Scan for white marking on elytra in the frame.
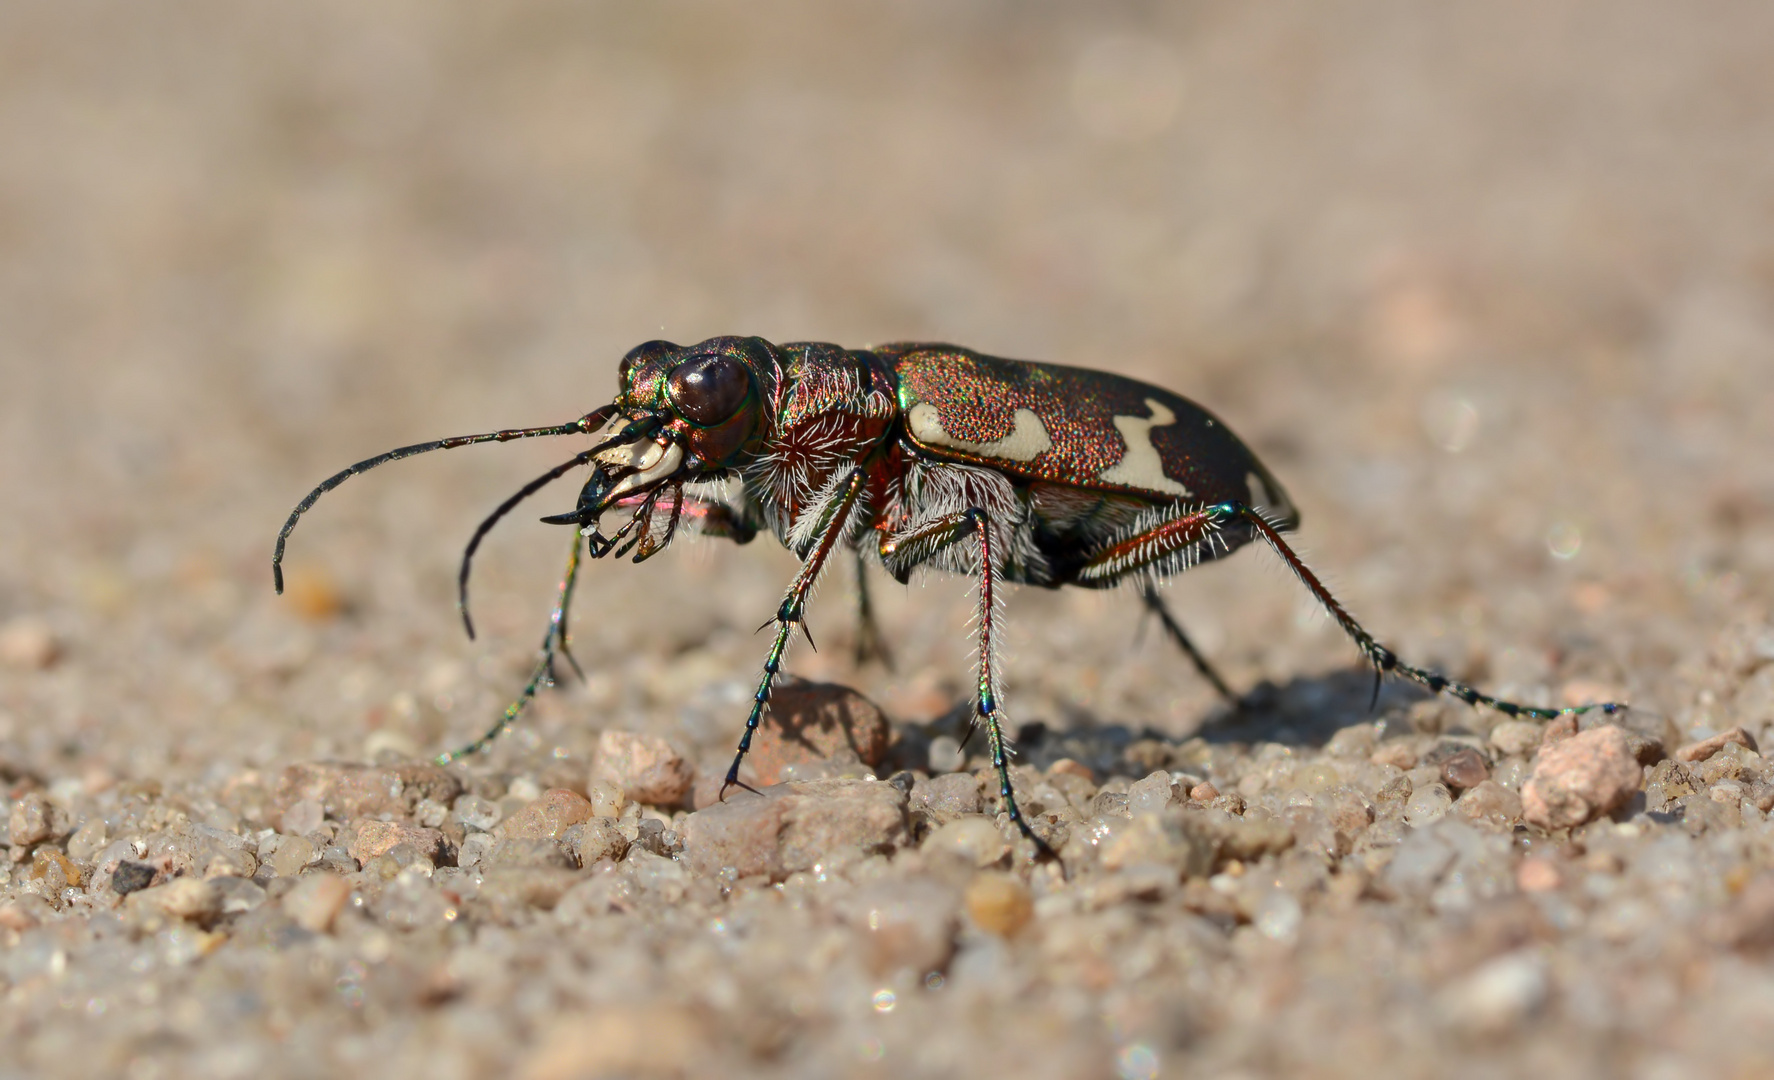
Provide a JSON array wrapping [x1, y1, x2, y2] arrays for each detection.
[[1098, 399, 1191, 496], [906, 402, 1053, 463]]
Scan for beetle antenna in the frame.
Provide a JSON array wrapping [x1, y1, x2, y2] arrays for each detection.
[[272, 406, 618, 595], [457, 447, 606, 641]]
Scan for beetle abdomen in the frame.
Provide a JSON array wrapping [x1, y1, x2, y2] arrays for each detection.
[[879, 344, 1298, 527]]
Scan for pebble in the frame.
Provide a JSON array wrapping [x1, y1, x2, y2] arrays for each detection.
[[1371, 743, 1418, 770], [346, 820, 448, 867], [8, 792, 62, 847], [588, 731, 694, 808], [964, 872, 1033, 936], [563, 818, 629, 866], [1438, 950, 1548, 1033], [1404, 783, 1454, 827], [1188, 780, 1220, 802], [740, 681, 892, 785], [1099, 810, 1217, 877], [1453, 780, 1523, 830], [1676, 726, 1759, 763], [274, 761, 463, 821], [1127, 770, 1179, 815], [910, 772, 983, 825], [1440, 748, 1490, 790], [111, 860, 157, 895], [279, 798, 324, 837], [1541, 715, 1579, 746], [271, 836, 318, 877], [838, 877, 960, 974], [1705, 874, 1774, 952], [494, 788, 596, 841], [1516, 856, 1563, 893], [281, 873, 353, 933], [1048, 758, 1096, 783], [923, 816, 1008, 867], [0, 617, 59, 669], [1521, 726, 1642, 830], [1489, 720, 1544, 758], [680, 778, 908, 881], [520, 1005, 704, 1080], [124, 877, 221, 926]]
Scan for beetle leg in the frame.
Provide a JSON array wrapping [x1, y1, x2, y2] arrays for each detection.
[[1139, 584, 1240, 708], [720, 469, 867, 801], [436, 529, 586, 765], [851, 548, 896, 670], [879, 510, 1059, 862], [1082, 502, 1627, 722]]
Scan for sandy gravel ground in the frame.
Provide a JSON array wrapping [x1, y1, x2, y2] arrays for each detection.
[[3, 3, 1774, 1078]]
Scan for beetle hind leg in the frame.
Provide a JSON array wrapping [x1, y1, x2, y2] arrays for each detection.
[[1082, 501, 1627, 722], [851, 548, 896, 670], [436, 530, 586, 765]]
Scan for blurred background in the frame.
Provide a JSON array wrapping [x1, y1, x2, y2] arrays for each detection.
[[1, 0, 1771, 783]]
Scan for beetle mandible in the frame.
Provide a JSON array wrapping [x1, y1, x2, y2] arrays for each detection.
[[272, 337, 1624, 858]]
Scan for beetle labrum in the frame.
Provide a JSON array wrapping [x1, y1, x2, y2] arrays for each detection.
[[273, 337, 1623, 857]]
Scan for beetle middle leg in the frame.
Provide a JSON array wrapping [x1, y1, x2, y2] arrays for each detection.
[[1139, 584, 1240, 708], [880, 509, 1058, 860], [1081, 502, 1625, 721], [720, 469, 867, 799], [437, 529, 587, 764]]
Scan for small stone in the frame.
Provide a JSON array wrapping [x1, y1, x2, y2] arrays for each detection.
[[1521, 726, 1642, 830], [111, 860, 157, 895], [1048, 758, 1096, 783], [1675, 726, 1759, 763], [1516, 856, 1562, 893], [347, 820, 448, 867], [1438, 951, 1548, 1033], [282, 873, 353, 933], [1490, 721, 1544, 758], [1127, 770, 1178, 815], [1541, 715, 1579, 746], [520, 1005, 704, 1080], [1371, 743, 1418, 770], [1440, 748, 1490, 790], [8, 792, 61, 847], [1453, 780, 1523, 830], [1101, 810, 1218, 877], [486, 837, 576, 870], [1253, 889, 1303, 944], [275, 761, 462, 821], [738, 682, 893, 786], [589, 731, 694, 808], [911, 772, 983, 825], [478, 865, 584, 915], [452, 793, 503, 831], [680, 778, 908, 881], [495, 788, 596, 842], [964, 872, 1033, 937], [1404, 782, 1454, 827], [923, 817, 1008, 868], [584, 780, 625, 820], [272, 836, 318, 878], [927, 735, 965, 775], [1705, 874, 1774, 952], [125, 877, 221, 925], [1188, 781, 1219, 802], [279, 798, 324, 837], [563, 818, 629, 866], [0, 898, 49, 931], [838, 878, 960, 975], [0, 617, 59, 670]]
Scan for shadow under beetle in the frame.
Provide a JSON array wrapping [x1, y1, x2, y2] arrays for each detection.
[[273, 337, 1624, 859]]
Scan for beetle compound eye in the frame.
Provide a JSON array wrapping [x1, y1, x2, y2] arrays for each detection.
[[667, 355, 750, 426]]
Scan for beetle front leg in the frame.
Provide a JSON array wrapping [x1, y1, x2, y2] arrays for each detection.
[[437, 529, 587, 765], [720, 469, 866, 799], [879, 511, 1058, 861], [1081, 502, 1627, 723]]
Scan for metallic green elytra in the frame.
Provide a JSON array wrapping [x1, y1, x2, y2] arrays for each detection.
[[273, 336, 1625, 862]]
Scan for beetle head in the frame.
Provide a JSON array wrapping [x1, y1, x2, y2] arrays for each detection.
[[545, 337, 775, 527]]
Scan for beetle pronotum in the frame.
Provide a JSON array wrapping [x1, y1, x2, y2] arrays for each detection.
[[274, 337, 1623, 858]]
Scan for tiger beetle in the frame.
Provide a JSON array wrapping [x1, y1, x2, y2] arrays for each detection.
[[273, 337, 1625, 860]]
